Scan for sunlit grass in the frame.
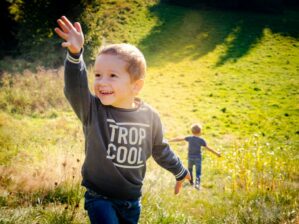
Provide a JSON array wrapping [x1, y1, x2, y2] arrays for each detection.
[[0, 2, 298, 223]]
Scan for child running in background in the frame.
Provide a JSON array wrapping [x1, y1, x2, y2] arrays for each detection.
[[169, 123, 221, 190]]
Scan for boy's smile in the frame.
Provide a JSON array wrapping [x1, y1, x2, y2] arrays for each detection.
[[93, 54, 143, 109]]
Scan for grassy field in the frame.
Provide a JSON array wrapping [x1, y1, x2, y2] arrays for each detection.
[[0, 2, 298, 224]]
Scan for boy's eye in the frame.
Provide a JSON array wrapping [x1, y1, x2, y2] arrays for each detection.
[[110, 73, 117, 78], [95, 73, 101, 77]]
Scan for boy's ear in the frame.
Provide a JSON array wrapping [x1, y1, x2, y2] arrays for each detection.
[[132, 79, 144, 95]]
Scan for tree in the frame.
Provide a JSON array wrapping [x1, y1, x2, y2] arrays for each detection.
[[0, 0, 83, 60], [0, 0, 19, 57]]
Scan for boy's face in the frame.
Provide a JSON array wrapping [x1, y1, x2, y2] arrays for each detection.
[[93, 54, 143, 109]]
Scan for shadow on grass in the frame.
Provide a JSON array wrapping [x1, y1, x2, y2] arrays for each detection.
[[139, 4, 299, 67]]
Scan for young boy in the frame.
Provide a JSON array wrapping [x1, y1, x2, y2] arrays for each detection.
[[54, 16, 190, 224], [169, 123, 220, 190]]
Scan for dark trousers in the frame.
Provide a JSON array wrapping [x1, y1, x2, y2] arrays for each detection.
[[84, 190, 141, 224], [188, 157, 202, 184]]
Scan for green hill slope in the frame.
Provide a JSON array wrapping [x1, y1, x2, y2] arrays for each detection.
[[0, 2, 298, 223]]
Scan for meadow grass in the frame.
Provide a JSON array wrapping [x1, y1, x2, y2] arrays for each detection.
[[0, 2, 298, 223]]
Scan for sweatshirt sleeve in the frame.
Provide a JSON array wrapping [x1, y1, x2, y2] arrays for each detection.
[[64, 51, 92, 124], [152, 114, 188, 181]]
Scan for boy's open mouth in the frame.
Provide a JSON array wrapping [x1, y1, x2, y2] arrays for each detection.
[[99, 90, 114, 95]]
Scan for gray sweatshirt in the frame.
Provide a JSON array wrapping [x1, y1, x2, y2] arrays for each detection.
[[64, 52, 188, 200]]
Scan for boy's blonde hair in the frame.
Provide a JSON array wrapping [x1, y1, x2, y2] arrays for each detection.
[[98, 43, 146, 81], [191, 123, 202, 135]]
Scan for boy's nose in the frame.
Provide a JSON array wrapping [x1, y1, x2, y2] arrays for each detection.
[[96, 77, 109, 85]]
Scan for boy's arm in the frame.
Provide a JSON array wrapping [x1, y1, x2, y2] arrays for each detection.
[[168, 137, 186, 142], [204, 146, 221, 157], [152, 116, 190, 194], [63, 52, 92, 124], [55, 16, 92, 124], [152, 141, 191, 194]]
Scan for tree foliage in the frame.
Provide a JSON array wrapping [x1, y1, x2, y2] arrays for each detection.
[[0, 0, 298, 68], [0, 0, 18, 57], [0, 0, 83, 60], [0, 0, 158, 69], [162, 0, 299, 11]]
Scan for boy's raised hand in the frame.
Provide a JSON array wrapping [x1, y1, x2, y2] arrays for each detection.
[[174, 171, 191, 195], [54, 16, 84, 54]]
